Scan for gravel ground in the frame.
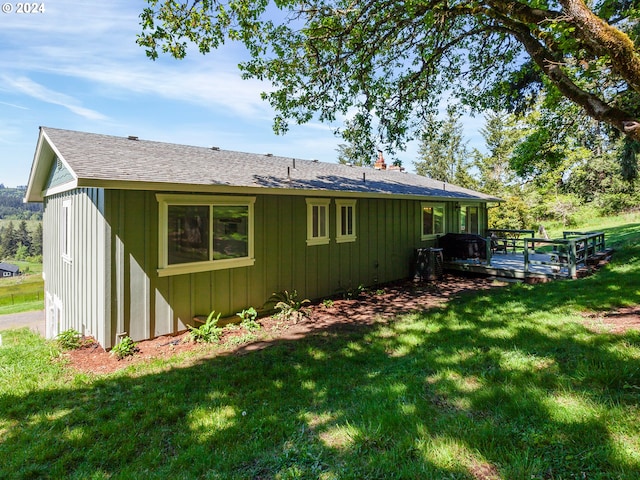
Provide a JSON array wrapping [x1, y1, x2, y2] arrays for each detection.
[[0, 310, 45, 335]]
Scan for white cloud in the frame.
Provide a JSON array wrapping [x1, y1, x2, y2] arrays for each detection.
[[66, 62, 272, 118], [0, 101, 28, 110], [2, 75, 108, 120], [0, 0, 273, 120]]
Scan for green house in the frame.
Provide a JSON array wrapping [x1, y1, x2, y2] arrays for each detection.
[[25, 127, 500, 348]]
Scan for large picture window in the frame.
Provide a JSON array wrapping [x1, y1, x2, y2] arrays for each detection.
[[421, 203, 445, 240], [157, 195, 255, 276]]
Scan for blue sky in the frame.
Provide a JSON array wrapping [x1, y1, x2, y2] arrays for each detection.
[[0, 0, 485, 188]]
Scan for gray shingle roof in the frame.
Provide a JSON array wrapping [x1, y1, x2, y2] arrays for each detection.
[[37, 127, 500, 201], [0, 263, 20, 273]]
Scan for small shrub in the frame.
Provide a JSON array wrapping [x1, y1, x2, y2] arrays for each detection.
[[110, 336, 139, 360], [336, 284, 366, 300], [188, 311, 222, 343], [322, 299, 334, 308], [56, 329, 81, 350], [266, 290, 310, 323], [237, 307, 260, 331]]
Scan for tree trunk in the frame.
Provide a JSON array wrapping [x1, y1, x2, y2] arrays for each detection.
[[560, 0, 640, 94]]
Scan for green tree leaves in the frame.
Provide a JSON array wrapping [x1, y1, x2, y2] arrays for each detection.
[[139, 0, 640, 152]]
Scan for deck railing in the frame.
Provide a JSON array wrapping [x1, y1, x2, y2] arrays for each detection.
[[486, 229, 535, 255], [486, 230, 606, 278]]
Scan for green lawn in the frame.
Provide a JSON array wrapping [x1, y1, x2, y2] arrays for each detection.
[[0, 266, 44, 315], [0, 218, 639, 478]]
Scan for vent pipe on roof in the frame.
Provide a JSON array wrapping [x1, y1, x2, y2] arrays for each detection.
[[287, 166, 291, 181], [363, 172, 366, 183], [128, 136, 138, 141], [293, 158, 296, 169]]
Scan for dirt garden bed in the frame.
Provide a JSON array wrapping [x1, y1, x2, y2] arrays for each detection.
[[62, 274, 639, 375]]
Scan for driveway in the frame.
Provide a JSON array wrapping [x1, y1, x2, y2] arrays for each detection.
[[0, 310, 45, 335]]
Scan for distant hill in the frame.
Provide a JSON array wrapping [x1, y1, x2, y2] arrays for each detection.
[[0, 185, 42, 220]]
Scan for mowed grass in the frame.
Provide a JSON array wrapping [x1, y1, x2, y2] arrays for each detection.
[[0, 267, 44, 315], [0, 219, 639, 479]]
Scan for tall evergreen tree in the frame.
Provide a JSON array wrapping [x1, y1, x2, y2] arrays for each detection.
[[30, 222, 43, 257], [17, 220, 31, 253], [415, 108, 475, 188], [0, 221, 18, 258], [473, 111, 521, 195]]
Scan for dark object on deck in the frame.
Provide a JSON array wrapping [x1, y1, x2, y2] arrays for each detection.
[[414, 247, 444, 281], [438, 233, 487, 260]]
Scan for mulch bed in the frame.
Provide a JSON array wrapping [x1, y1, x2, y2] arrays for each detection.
[[61, 274, 639, 375]]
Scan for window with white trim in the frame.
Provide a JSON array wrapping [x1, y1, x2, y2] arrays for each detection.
[[306, 198, 330, 246], [336, 199, 356, 243], [157, 195, 255, 276], [61, 199, 72, 261], [421, 203, 445, 240]]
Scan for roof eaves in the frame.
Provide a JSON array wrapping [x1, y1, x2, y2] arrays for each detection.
[[25, 127, 79, 203], [75, 177, 499, 202]]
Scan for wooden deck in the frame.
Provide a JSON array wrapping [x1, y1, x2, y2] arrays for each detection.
[[445, 252, 570, 281], [442, 230, 612, 282]]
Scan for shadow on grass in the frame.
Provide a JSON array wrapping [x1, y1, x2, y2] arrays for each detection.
[[1, 246, 639, 478]]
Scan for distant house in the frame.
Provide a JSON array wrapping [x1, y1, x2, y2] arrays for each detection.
[[0, 262, 20, 278], [25, 127, 500, 348]]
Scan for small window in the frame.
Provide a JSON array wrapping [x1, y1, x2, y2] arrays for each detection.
[[336, 199, 356, 243], [306, 198, 330, 246], [158, 194, 255, 276], [421, 203, 445, 240], [61, 199, 71, 261]]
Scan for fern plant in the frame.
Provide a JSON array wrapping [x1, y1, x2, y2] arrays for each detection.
[[188, 311, 222, 343], [267, 290, 311, 323]]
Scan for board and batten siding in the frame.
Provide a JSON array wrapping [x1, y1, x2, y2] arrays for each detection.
[[44, 188, 466, 348], [99, 191, 447, 346], [43, 188, 110, 346]]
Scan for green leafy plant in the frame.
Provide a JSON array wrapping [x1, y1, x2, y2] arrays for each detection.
[[110, 336, 139, 360], [266, 290, 310, 323], [188, 311, 222, 343], [336, 284, 366, 300], [237, 307, 260, 331], [322, 298, 334, 308], [56, 329, 82, 350], [223, 332, 259, 348]]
